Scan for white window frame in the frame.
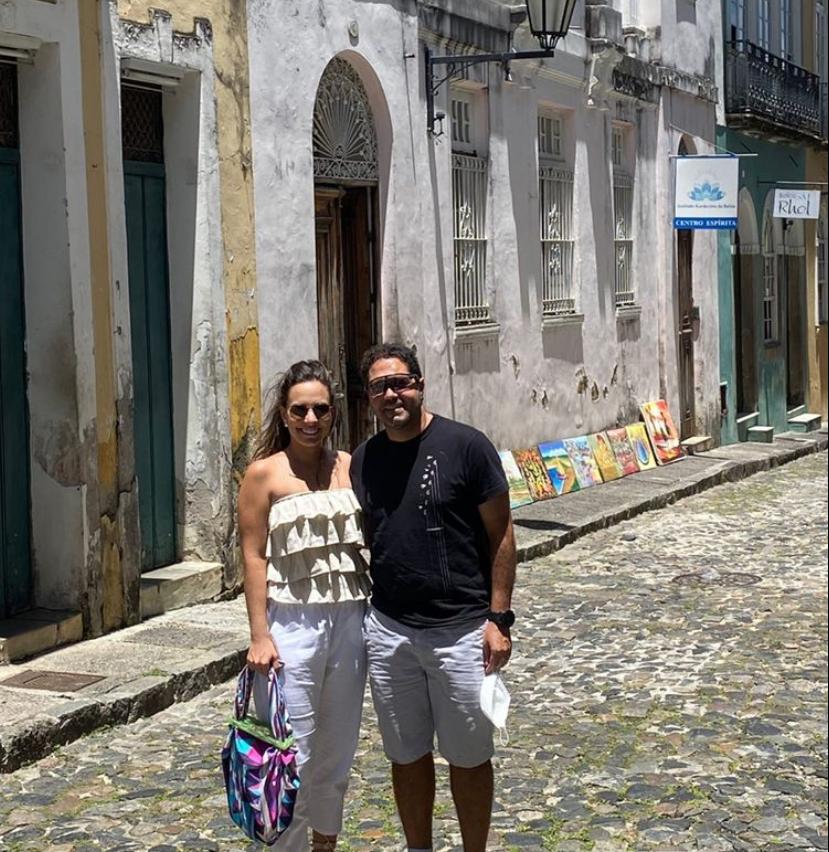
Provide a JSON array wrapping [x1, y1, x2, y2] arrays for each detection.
[[450, 87, 490, 328], [729, 0, 745, 40], [538, 112, 563, 160], [758, 0, 770, 50], [779, 0, 790, 59], [451, 95, 473, 151], [762, 212, 780, 342], [612, 124, 635, 307]]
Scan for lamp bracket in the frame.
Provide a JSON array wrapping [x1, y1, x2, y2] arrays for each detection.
[[425, 45, 555, 135]]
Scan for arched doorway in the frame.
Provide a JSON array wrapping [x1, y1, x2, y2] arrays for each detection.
[[676, 138, 695, 438], [312, 57, 380, 450]]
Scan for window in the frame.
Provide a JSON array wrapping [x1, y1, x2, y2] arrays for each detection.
[[540, 167, 575, 316], [729, 0, 744, 41], [779, 0, 790, 59], [612, 126, 624, 168], [758, 0, 770, 50], [452, 154, 490, 326], [819, 200, 828, 325], [451, 97, 472, 148], [612, 125, 634, 306], [762, 212, 779, 341], [538, 113, 563, 159]]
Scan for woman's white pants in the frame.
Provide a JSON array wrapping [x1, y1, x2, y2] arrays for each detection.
[[253, 599, 367, 851]]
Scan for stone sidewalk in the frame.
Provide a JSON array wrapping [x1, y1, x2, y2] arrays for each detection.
[[0, 430, 826, 773]]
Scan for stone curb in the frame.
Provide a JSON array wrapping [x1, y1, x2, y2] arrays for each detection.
[[0, 646, 247, 773], [0, 432, 825, 774], [514, 432, 828, 564]]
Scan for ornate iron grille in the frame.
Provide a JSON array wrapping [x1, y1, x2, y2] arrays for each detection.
[[0, 62, 19, 150], [452, 153, 491, 327], [725, 40, 821, 139], [613, 173, 634, 306], [539, 167, 575, 316], [121, 85, 164, 163], [313, 58, 378, 183]]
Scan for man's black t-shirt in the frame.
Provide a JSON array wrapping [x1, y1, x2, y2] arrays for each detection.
[[350, 415, 508, 628]]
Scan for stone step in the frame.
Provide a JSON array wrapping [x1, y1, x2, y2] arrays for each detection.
[[680, 435, 712, 455], [736, 411, 760, 442], [0, 608, 83, 664], [787, 404, 807, 419], [747, 425, 775, 443], [140, 561, 224, 620], [787, 412, 822, 433]]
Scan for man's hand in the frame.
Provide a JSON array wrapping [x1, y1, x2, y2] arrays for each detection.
[[483, 621, 511, 674], [247, 635, 280, 675]]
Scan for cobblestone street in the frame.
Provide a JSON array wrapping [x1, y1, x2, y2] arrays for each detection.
[[0, 452, 826, 851]]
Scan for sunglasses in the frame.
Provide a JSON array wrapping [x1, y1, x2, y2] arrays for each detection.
[[367, 373, 420, 398], [287, 403, 333, 420]]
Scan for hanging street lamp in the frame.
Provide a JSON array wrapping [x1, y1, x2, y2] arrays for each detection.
[[425, 0, 579, 134]]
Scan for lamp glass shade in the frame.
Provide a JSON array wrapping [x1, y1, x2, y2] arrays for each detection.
[[525, 0, 578, 50]]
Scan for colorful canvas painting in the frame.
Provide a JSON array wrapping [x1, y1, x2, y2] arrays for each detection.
[[606, 427, 640, 476], [588, 432, 622, 482], [625, 423, 657, 470], [563, 437, 604, 489], [499, 450, 533, 510], [537, 441, 580, 496], [513, 448, 556, 501], [641, 400, 684, 465]]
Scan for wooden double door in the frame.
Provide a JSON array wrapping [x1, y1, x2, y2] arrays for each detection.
[[314, 185, 379, 451]]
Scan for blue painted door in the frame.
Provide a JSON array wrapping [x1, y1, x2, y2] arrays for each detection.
[[0, 63, 32, 617]]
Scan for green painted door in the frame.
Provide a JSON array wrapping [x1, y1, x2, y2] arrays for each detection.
[[123, 161, 176, 571], [0, 61, 32, 618]]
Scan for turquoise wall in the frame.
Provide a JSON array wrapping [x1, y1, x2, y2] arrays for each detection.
[[716, 128, 806, 443]]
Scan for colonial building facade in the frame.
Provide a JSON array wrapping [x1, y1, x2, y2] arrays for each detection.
[[718, 0, 828, 443], [1, 0, 726, 649]]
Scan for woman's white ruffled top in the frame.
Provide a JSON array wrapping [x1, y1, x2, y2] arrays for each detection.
[[266, 488, 371, 604]]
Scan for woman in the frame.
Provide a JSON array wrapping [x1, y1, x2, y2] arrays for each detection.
[[239, 360, 370, 852]]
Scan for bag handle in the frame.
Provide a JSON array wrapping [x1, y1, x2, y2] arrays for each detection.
[[234, 665, 293, 742]]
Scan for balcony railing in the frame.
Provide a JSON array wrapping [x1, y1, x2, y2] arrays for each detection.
[[725, 40, 823, 141]]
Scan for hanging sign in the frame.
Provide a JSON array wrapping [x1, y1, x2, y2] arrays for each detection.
[[772, 188, 820, 219], [673, 156, 739, 229]]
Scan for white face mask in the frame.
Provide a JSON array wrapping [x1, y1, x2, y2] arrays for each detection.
[[479, 673, 510, 743]]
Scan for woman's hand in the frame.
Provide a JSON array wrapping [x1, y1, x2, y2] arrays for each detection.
[[247, 635, 280, 675]]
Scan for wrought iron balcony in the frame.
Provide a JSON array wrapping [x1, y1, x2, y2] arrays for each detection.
[[725, 40, 824, 142]]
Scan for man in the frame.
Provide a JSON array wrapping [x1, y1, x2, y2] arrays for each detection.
[[350, 342, 517, 852]]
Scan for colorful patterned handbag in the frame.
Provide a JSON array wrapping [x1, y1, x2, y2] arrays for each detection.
[[222, 665, 301, 844]]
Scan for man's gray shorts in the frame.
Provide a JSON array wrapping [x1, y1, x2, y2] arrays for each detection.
[[363, 607, 493, 768]]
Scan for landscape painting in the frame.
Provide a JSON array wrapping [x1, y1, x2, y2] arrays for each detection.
[[626, 423, 657, 470], [641, 399, 684, 465], [537, 440, 580, 496], [606, 427, 640, 476], [588, 432, 622, 481], [513, 447, 556, 501], [499, 450, 533, 510], [563, 436, 604, 488]]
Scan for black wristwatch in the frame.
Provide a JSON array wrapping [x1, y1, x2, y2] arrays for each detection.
[[486, 609, 515, 630]]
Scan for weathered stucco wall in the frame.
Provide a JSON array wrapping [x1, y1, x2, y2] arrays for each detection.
[[247, 0, 722, 450]]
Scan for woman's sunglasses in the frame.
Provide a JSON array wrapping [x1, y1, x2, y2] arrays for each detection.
[[367, 373, 420, 398], [287, 403, 334, 420]]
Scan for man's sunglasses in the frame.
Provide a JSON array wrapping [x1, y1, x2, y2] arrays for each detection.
[[367, 373, 420, 398], [287, 403, 334, 420]]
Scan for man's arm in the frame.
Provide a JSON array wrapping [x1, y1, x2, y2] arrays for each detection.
[[478, 491, 517, 674]]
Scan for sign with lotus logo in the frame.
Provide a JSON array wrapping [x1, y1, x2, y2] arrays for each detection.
[[674, 156, 739, 229]]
